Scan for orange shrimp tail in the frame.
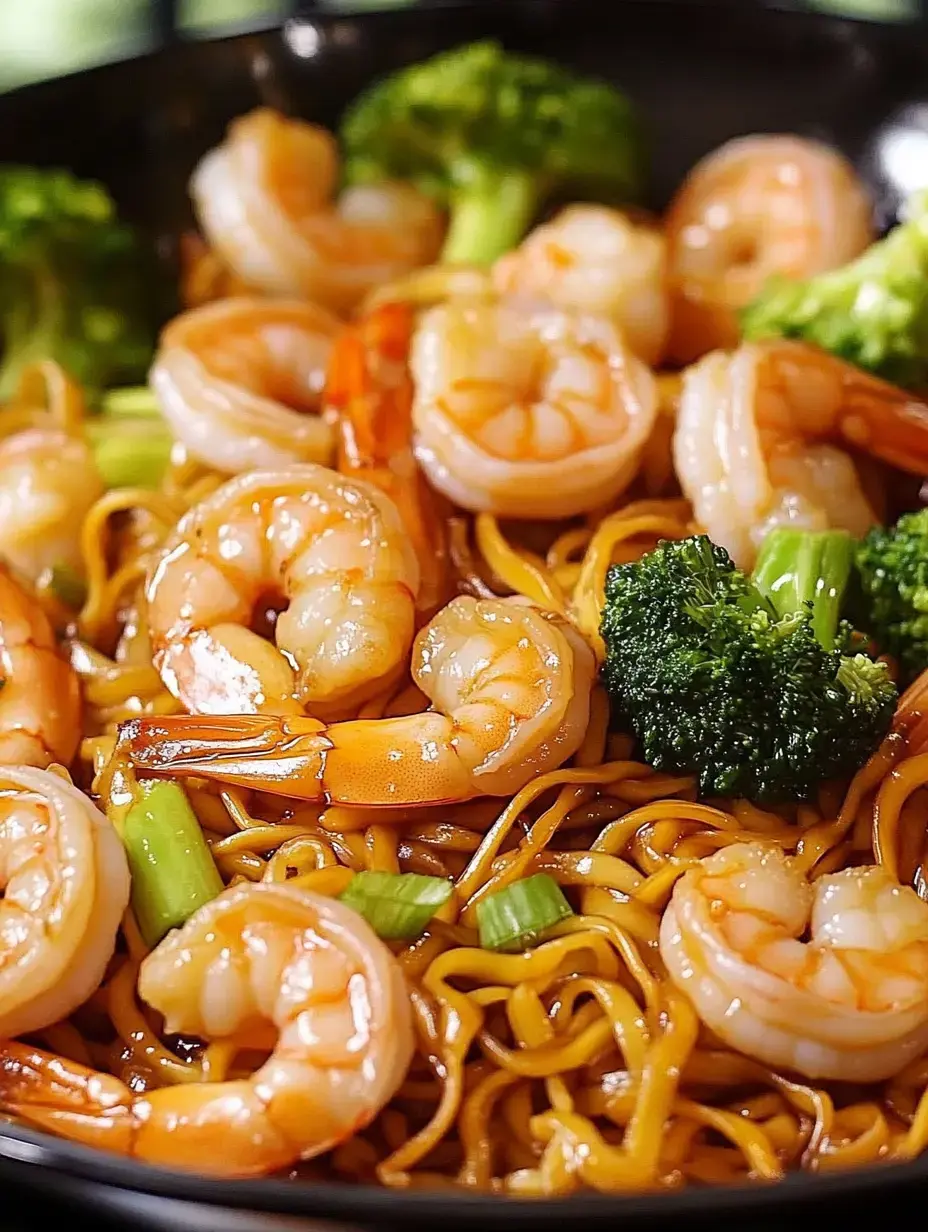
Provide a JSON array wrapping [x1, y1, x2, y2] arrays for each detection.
[[0, 1041, 137, 1155], [326, 301, 453, 618], [117, 715, 331, 802]]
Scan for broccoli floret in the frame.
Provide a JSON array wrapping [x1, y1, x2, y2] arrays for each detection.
[[600, 529, 896, 803], [855, 508, 928, 685], [741, 191, 928, 389], [339, 39, 645, 267], [0, 165, 158, 402]]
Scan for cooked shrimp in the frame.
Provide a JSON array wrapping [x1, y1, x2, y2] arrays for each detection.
[[0, 428, 103, 589], [150, 298, 342, 475], [0, 881, 413, 1177], [665, 135, 874, 364], [325, 300, 452, 619], [492, 205, 670, 366], [146, 465, 420, 718], [673, 339, 928, 568], [0, 764, 129, 1038], [190, 109, 443, 315], [409, 302, 658, 520], [660, 841, 928, 1082], [0, 567, 81, 767], [118, 595, 596, 806]]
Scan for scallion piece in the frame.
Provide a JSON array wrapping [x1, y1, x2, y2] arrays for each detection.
[[340, 870, 452, 940], [48, 562, 87, 609], [99, 385, 161, 418], [86, 416, 173, 489], [476, 873, 573, 953], [123, 779, 223, 947]]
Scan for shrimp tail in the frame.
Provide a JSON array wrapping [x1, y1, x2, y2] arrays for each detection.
[[117, 715, 331, 801], [326, 300, 452, 618], [0, 1041, 137, 1155]]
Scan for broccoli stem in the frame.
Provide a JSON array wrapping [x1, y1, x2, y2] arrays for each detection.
[[441, 168, 538, 266], [752, 528, 854, 650]]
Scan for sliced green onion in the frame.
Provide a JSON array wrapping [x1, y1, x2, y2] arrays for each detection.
[[100, 385, 161, 418], [340, 870, 452, 940], [48, 562, 87, 609], [476, 873, 574, 953], [123, 779, 224, 947], [86, 416, 173, 489]]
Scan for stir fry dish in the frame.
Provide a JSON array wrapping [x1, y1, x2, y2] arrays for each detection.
[[5, 38, 928, 1196]]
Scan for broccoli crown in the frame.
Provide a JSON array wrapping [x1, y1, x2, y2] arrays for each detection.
[[342, 40, 642, 198], [0, 165, 159, 401], [741, 191, 928, 390], [340, 40, 645, 265], [600, 535, 897, 803], [855, 507, 928, 685]]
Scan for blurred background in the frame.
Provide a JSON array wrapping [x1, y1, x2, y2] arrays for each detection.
[[0, 0, 923, 94]]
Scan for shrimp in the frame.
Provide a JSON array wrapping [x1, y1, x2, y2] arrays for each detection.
[[146, 465, 420, 718], [325, 300, 452, 619], [0, 881, 413, 1177], [665, 134, 875, 364], [409, 302, 658, 520], [0, 567, 81, 767], [0, 427, 103, 589], [117, 595, 596, 806], [190, 108, 443, 316], [673, 339, 928, 568], [660, 841, 928, 1082], [149, 298, 342, 475], [0, 764, 129, 1038], [492, 205, 670, 366]]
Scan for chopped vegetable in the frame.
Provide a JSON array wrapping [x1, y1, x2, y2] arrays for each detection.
[[476, 873, 574, 952], [48, 562, 87, 609], [741, 189, 928, 389], [122, 779, 224, 947], [855, 507, 928, 685], [0, 166, 161, 402], [340, 39, 645, 266], [600, 532, 897, 803], [340, 870, 452, 940]]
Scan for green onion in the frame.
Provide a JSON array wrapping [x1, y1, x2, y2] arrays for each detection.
[[339, 870, 452, 940], [85, 416, 173, 489], [476, 873, 574, 953], [122, 779, 224, 947], [100, 385, 161, 418], [48, 562, 87, 609]]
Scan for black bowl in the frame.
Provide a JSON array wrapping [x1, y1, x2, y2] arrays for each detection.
[[3, 1, 928, 1227]]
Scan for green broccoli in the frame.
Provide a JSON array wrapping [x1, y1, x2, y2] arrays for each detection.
[[600, 529, 896, 803], [855, 507, 928, 685], [339, 39, 645, 267], [0, 165, 159, 402], [741, 191, 928, 390]]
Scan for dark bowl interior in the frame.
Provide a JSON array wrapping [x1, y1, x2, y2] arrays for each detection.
[[3, 1, 928, 1227]]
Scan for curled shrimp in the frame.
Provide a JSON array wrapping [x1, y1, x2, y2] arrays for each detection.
[[0, 881, 413, 1177], [150, 298, 342, 475], [409, 302, 658, 520], [0, 427, 103, 589], [0, 764, 129, 1038], [665, 134, 874, 364], [673, 339, 928, 568], [190, 108, 443, 315], [0, 567, 81, 767], [118, 595, 596, 806], [492, 204, 670, 366], [325, 299, 452, 619], [660, 841, 928, 1082], [146, 465, 420, 718]]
